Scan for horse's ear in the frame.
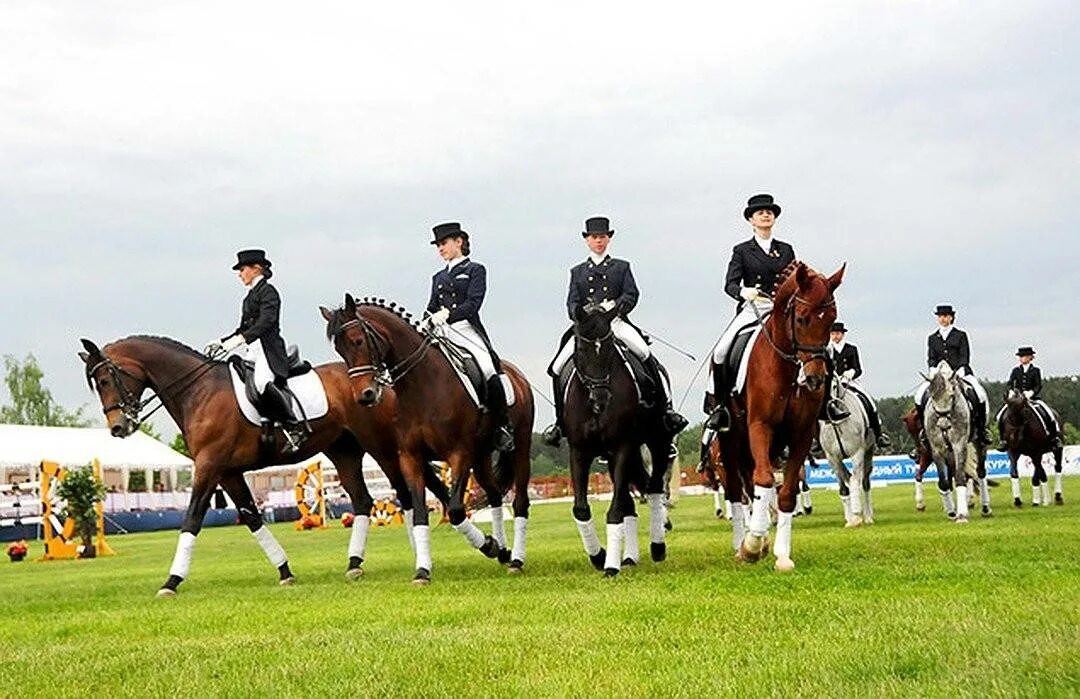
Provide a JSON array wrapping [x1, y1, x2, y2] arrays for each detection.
[[826, 263, 846, 292], [319, 306, 334, 321], [78, 351, 90, 364], [344, 293, 356, 313], [80, 338, 101, 358], [795, 262, 810, 288]]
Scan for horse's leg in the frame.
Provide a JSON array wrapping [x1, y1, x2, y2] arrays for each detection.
[[158, 463, 221, 596], [1029, 455, 1042, 506], [385, 468, 418, 551], [935, 453, 955, 519], [976, 445, 992, 517], [1053, 446, 1064, 504], [400, 450, 433, 584], [643, 438, 671, 563], [772, 456, 802, 572], [506, 440, 531, 572], [1037, 456, 1051, 506], [328, 446, 375, 579], [739, 421, 776, 562], [570, 445, 605, 570], [861, 455, 875, 524], [799, 464, 812, 515], [603, 445, 634, 576], [1009, 452, 1023, 507], [721, 445, 749, 554], [445, 450, 500, 560], [831, 454, 853, 526], [219, 472, 296, 585], [847, 451, 865, 528], [953, 442, 970, 523], [473, 453, 512, 564]]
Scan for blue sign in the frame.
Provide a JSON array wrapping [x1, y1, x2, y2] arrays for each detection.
[[806, 451, 1014, 486]]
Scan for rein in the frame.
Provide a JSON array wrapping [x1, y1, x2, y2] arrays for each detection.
[[573, 327, 615, 394], [88, 352, 219, 429], [334, 312, 435, 389], [755, 293, 834, 375]]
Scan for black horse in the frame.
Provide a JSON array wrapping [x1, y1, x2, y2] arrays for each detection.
[[1000, 388, 1064, 507], [562, 304, 678, 577]]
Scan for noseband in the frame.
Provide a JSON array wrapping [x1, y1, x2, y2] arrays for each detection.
[[573, 326, 615, 411], [333, 311, 433, 393], [86, 352, 217, 429], [759, 294, 835, 377]]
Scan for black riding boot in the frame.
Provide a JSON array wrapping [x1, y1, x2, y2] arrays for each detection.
[[645, 355, 688, 435], [486, 376, 515, 453], [706, 364, 732, 432], [542, 375, 564, 447], [865, 403, 891, 449], [972, 401, 990, 446], [260, 382, 309, 453]]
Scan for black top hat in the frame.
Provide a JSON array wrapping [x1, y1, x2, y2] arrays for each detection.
[[582, 216, 615, 238], [831, 322, 848, 333], [430, 222, 469, 245], [232, 249, 272, 270], [1016, 346, 1036, 357], [743, 194, 781, 220], [934, 304, 956, 316]]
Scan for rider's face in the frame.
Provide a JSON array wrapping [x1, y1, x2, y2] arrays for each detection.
[[830, 331, 845, 344], [586, 233, 610, 256], [1019, 355, 1032, 365], [436, 236, 464, 261], [237, 264, 261, 285], [936, 314, 954, 327], [749, 209, 775, 232]]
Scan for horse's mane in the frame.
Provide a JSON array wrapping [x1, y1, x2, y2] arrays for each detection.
[[325, 297, 425, 339], [772, 260, 802, 296], [106, 335, 210, 362]]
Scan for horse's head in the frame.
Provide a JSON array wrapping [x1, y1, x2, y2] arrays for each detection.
[[1005, 387, 1027, 408], [923, 361, 962, 424], [572, 303, 620, 415], [78, 338, 148, 438], [772, 262, 844, 392], [322, 294, 394, 407]]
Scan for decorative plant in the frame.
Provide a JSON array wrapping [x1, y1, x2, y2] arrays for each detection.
[[55, 465, 106, 558], [6, 540, 28, 562]]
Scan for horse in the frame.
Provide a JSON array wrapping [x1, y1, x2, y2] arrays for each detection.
[[1000, 388, 1064, 507], [78, 335, 449, 596], [560, 303, 676, 577], [323, 295, 534, 585], [818, 377, 876, 527], [921, 361, 991, 522], [715, 261, 844, 572], [903, 406, 934, 511]]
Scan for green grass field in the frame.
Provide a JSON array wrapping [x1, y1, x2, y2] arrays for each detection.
[[3, 481, 1079, 698]]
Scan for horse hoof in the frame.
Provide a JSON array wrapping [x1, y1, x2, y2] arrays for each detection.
[[497, 547, 512, 565], [737, 536, 767, 563], [775, 557, 795, 573], [622, 558, 638, 567], [1055, 494, 1064, 505], [946, 511, 957, 520], [155, 588, 176, 598], [1013, 498, 1023, 508], [479, 536, 500, 559], [715, 509, 724, 518], [981, 506, 992, 518], [589, 549, 606, 571], [915, 502, 926, 512], [1031, 502, 1039, 508], [279, 576, 297, 587], [508, 560, 524, 574], [345, 567, 364, 581], [955, 516, 969, 524], [650, 542, 667, 562], [664, 519, 673, 532], [803, 506, 813, 516], [412, 568, 431, 586], [603, 568, 619, 577], [845, 516, 863, 528]]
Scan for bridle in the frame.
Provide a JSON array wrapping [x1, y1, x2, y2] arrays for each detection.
[[86, 351, 218, 430], [332, 310, 434, 397], [573, 320, 616, 413]]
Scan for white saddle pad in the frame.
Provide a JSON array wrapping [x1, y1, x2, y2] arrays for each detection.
[[229, 365, 329, 426], [733, 326, 764, 395], [436, 342, 516, 408]]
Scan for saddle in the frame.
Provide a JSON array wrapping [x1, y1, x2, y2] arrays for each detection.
[[436, 336, 516, 408], [229, 345, 312, 409], [715, 316, 767, 398]]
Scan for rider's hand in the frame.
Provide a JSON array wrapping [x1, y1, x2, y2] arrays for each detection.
[[599, 299, 617, 312], [842, 369, 856, 381], [204, 342, 223, 357], [430, 308, 451, 326], [222, 335, 245, 352], [1023, 390, 1034, 399], [739, 287, 760, 302]]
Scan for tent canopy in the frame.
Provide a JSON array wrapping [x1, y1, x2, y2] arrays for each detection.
[[0, 424, 192, 470]]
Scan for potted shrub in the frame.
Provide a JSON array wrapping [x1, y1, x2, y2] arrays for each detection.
[[6, 540, 28, 562], [55, 464, 106, 558]]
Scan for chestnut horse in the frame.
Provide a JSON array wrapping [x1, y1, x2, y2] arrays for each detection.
[[78, 336, 448, 595], [323, 296, 534, 585], [902, 406, 934, 511], [714, 261, 844, 571]]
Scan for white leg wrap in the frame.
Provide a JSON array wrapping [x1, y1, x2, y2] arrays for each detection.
[[575, 518, 601, 556], [1011, 478, 1021, 499], [490, 507, 506, 548], [647, 493, 666, 544], [914, 480, 925, 504], [623, 516, 640, 563], [348, 515, 371, 560], [1055, 472, 1063, 495], [801, 489, 812, 509], [730, 502, 747, 551], [413, 524, 432, 571], [749, 485, 774, 537], [1041, 482, 1050, 504], [713, 490, 724, 511], [939, 489, 955, 514], [864, 489, 875, 520], [253, 525, 288, 568], [955, 486, 969, 518], [840, 495, 851, 520], [773, 511, 794, 560], [1032, 484, 1041, 505], [168, 531, 197, 579], [724, 499, 733, 520], [453, 519, 487, 549], [604, 522, 624, 571], [979, 478, 991, 508], [511, 516, 527, 562], [403, 509, 416, 551]]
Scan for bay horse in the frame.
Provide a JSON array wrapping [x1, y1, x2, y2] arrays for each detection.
[[78, 336, 449, 595], [902, 406, 934, 511], [714, 261, 844, 572], [562, 304, 675, 577], [1000, 388, 1064, 507], [323, 295, 534, 585]]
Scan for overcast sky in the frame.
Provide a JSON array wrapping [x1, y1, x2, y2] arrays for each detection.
[[2, 1, 1077, 433]]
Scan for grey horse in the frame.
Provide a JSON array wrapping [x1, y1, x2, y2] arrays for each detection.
[[819, 378, 876, 527], [921, 361, 991, 522]]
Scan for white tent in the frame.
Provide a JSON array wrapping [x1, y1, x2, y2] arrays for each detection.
[[0, 424, 193, 491]]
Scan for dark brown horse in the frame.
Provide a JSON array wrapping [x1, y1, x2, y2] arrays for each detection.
[[562, 305, 676, 576], [323, 296, 534, 585], [902, 406, 934, 511], [1000, 388, 1065, 506], [714, 261, 843, 571], [78, 336, 448, 595]]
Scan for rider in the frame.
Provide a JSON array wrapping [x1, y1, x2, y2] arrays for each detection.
[[207, 248, 307, 452], [705, 194, 796, 432], [996, 346, 1062, 449], [542, 216, 688, 447], [426, 222, 515, 453], [825, 322, 891, 449], [914, 304, 991, 445]]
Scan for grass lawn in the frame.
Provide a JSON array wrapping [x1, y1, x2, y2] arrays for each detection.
[[2, 480, 1079, 698]]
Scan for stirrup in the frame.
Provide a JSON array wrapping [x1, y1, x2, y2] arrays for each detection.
[[541, 424, 562, 447], [875, 432, 892, 449], [281, 425, 307, 454], [663, 410, 689, 434], [826, 398, 850, 421], [494, 426, 515, 453], [706, 406, 731, 433]]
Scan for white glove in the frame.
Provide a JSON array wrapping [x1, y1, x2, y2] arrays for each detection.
[[599, 299, 617, 312], [1023, 390, 1034, 399], [841, 369, 856, 381], [204, 341, 223, 357], [221, 334, 245, 352], [739, 287, 760, 302], [430, 308, 450, 326]]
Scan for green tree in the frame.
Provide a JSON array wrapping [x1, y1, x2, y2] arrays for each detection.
[[1, 354, 91, 427], [171, 433, 190, 457], [55, 464, 106, 557]]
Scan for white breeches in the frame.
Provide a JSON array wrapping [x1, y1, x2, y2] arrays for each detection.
[[712, 300, 772, 365], [444, 320, 497, 379], [914, 372, 987, 407], [550, 317, 650, 376], [245, 339, 275, 391]]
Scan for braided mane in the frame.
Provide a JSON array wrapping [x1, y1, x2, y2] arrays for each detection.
[[325, 296, 425, 339], [106, 335, 210, 361]]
